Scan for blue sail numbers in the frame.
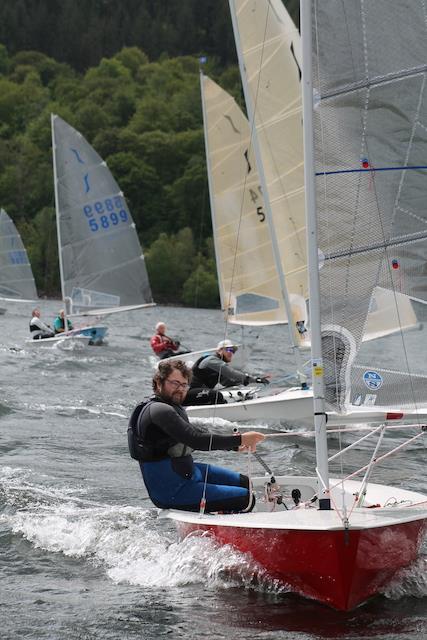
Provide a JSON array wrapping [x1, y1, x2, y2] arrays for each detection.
[[83, 196, 128, 233]]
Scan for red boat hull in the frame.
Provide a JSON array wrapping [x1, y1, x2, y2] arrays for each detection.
[[176, 518, 426, 610]]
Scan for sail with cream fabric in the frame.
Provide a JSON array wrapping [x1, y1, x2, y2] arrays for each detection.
[[0, 208, 37, 302], [229, 0, 307, 324], [51, 114, 154, 316], [312, 0, 427, 412], [201, 73, 306, 326]]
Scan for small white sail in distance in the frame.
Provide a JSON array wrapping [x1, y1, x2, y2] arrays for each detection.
[[0, 208, 38, 302], [51, 114, 155, 317]]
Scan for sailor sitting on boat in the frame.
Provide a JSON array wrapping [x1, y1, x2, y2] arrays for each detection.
[[53, 309, 73, 334], [128, 359, 264, 513], [150, 321, 189, 359], [29, 308, 54, 340], [183, 339, 270, 406]]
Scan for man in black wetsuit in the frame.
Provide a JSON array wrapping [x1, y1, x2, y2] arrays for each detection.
[[128, 359, 265, 513], [183, 339, 270, 406]]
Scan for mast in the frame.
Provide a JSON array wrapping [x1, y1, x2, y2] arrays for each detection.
[[228, 0, 307, 387], [199, 69, 225, 313], [300, 0, 330, 508], [51, 113, 70, 331]]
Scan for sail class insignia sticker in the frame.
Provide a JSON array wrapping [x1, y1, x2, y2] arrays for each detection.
[[363, 370, 383, 390]]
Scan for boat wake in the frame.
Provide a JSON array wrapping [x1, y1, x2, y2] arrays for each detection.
[[0, 466, 285, 593], [1, 465, 426, 603]]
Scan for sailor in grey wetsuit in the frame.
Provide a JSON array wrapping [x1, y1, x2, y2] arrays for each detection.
[[183, 339, 270, 406], [128, 359, 265, 513]]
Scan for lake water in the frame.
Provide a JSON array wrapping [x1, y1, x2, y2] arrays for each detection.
[[1, 300, 426, 639]]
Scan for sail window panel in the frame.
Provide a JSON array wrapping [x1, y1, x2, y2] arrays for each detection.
[[319, 249, 388, 350], [235, 292, 279, 314]]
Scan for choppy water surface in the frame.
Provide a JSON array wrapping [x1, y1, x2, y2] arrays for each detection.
[[1, 300, 426, 639]]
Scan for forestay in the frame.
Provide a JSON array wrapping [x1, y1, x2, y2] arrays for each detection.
[[0, 208, 37, 301], [312, 0, 427, 411], [51, 114, 153, 315]]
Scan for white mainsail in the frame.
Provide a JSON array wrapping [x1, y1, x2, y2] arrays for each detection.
[[310, 0, 427, 413], [0, 208, 37, 302], [51, 114, 154, 317], [229, 0, 307, 327]]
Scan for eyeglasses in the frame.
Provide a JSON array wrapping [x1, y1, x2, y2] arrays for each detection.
[[225, 347, 236, 354], [166, 379, 190, 391]]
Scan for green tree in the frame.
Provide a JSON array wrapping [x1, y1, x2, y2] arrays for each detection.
[[145, 227, 196, 303], [182, 262, 219, 308]]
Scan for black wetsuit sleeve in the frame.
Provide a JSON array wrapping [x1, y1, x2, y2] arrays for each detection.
[[149, 402, 241, 451]]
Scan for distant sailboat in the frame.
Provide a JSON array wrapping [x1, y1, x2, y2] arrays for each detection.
[[49, 114, 155, 343], [52, 114, 154, 317], [0, 208, 37, 314]]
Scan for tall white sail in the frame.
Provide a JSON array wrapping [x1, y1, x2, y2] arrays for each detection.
[[311, 0, 427, 411], [228, 0, 308, 327], [51, 114, 154, 316], [0, 208, 37, 301], [201, 73, 307, 326]]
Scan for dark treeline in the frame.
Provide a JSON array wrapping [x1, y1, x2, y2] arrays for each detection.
[[0, 1, 299, 72], [0, 0, 239, 72], [0, 0, 299, 307]]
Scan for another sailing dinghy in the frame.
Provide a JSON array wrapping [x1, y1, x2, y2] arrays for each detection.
[[165, 0, 427, 610], [43, 114, 154, 347], [0, 208, 37, 314], [187, 0, 421, 423]]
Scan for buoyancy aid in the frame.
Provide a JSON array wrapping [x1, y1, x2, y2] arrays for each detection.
[[127, 397, 193, 462], [191, 354, 220, 388]]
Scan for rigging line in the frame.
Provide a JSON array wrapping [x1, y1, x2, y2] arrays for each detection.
[[316, 164, 427, 177], [261, 423, 427, 438], [199, 433, 213, 516], [330, 430, 426, 488], [193, 163, 209, 308]]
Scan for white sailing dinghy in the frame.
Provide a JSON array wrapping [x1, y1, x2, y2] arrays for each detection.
[[187, 0, 421, 424], [28, 114, 155, 348], [165, 0, 427, 610], [0, 208, 38, 315]]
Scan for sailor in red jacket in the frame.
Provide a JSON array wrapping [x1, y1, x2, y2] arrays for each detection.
[[150, 322, 184, 359]]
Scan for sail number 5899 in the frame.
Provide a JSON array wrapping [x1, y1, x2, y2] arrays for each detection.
[[83, 198, 129, 232]]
